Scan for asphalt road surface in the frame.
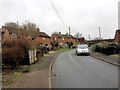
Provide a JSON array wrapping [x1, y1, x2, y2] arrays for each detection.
[[52, 50, 118, 88]]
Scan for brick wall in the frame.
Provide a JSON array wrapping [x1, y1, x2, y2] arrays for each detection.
[[34, 37, 51, 46], [1, 26, 16, 42], [114, 30, 120, 43]]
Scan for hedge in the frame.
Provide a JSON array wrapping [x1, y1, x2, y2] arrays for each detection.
[[92, 43, 120, 55]]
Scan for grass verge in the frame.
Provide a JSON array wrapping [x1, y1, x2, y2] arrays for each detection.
[[58, 48, 71, 52]]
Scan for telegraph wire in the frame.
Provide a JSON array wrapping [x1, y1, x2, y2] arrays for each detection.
[[49, 0, 68, 31]]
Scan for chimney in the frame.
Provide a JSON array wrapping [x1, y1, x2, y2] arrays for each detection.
[[59, 32, 61, 35], [37, 28, 40, 32], [69, 26, 70, 35], [66, 33, 68, 35]]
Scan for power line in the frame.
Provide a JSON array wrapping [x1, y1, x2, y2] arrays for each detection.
[[49, 0, 68, 30]]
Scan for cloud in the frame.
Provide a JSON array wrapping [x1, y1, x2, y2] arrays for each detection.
[[0, 0, 119, 39]]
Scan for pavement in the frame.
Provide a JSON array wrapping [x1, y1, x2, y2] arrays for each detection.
[[2, 51, 61, 89], [90, 51, 120, 67]]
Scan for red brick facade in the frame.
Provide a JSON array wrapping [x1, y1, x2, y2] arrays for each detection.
[[1, 26, 78, 48], [1, 26, 18, 42], [51, 33, 77, 47], [1, 26, 51, 48], [34, 36, 51, 46], [113, 30, 120, 43]]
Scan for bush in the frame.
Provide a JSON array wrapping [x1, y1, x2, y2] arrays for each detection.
[[102, 44, 115, 55], [92, 43, 119, 55], [114, 43, 120, 54], [2, 38, 31, 69], [92, 44, 101, 52], [2, 45, 24, 69]]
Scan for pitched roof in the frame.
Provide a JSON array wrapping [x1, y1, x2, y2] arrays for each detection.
[[38, 32, 50, 38], [3, 26, 19, 35], [2, 26, 50, 38]]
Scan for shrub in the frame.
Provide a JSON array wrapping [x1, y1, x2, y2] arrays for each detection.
[[92, 43, 119, 55], [2, 45, 24, 69], [114, 43, 120, 54], [2, 38, 31, 69], [103, 44, 115, 55], [92, 44, 101, 52]]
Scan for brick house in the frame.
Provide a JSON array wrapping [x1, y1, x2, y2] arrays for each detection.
[[1, 26, 35, 42], [113, 29, 120, 43], [33, 32, 51, 47], [51, 32, 77, 48], [1, 26, 51, 47], [1, 26, 19, 43], [78, 37, 85, 44]]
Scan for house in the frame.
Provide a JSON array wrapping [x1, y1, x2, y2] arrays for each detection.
[[51, 32, 77, 48], [87, 39, 113, 44], [1, 26, 19, 43], [1, 26, 36, 42], [33, 32, 51, 47], [78, 37, 85, 44], [113, 29, 120, 43], [1, 26, 51, 47]]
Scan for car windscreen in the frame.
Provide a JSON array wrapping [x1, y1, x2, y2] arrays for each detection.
[[77, 45, 88, 49]]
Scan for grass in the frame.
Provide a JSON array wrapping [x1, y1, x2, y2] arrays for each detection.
[[58, 48, 71, 51], [2, 71, 23, 88]]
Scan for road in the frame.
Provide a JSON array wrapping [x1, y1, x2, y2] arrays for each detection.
[[52, 50, 118, 88]]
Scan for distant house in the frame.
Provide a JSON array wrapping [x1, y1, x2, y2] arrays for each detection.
[[78, 37, 85, 44], [51, 32, 77, 48], [87, 39, 113, 44], [33, 32, 51, 47], [113, 29, 120, 43]]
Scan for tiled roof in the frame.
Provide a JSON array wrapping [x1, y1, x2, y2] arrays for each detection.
[[39, 32, 50, 38], [2, 26, 50, 38]]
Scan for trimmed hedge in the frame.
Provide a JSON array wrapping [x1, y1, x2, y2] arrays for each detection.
[[92, 43, 120, 55]]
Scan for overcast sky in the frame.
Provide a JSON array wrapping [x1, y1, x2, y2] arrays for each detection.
[[0, 0, 119, 40]]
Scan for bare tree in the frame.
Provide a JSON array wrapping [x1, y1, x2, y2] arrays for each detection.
[[93, 37, 103, 40], [74, 32, 83, 38], [5, 22, 19, 28], [52, 31, 59, 34], [22, 21, 37, 30]]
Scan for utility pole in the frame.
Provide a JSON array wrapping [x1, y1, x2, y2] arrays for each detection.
[[88, 35, 91, 41], [99, 27, 101, 42], [69, 26, 71, 35]]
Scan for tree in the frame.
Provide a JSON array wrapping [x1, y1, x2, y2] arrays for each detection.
[[74, 32, 83, 38], [5, 22, 19, 28], [22, 21, 37, 31], [93, 37, 103, 40], [52, 31, 59, 34]]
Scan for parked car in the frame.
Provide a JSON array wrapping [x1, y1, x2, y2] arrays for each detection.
[[76, 44, 89, 55]]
